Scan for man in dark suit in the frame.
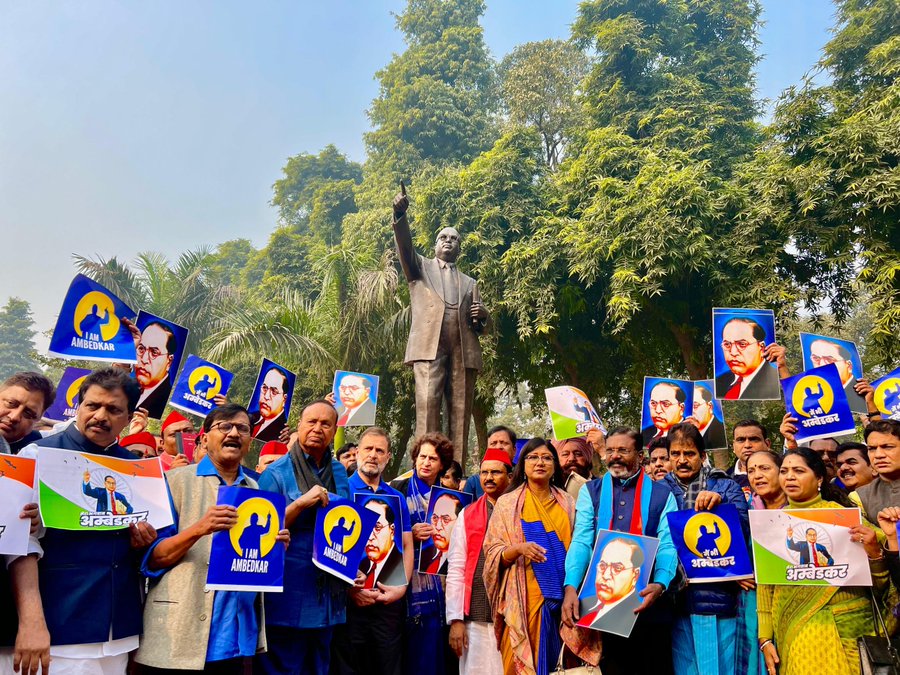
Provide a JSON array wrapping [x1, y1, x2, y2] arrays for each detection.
[[690, 383, 727, 450], [714, 317, 784, 400], [82, 472, 134, 514], [335, 373, 377, 427], [419, 492, 463, 575], [133, 321, 177, 419], [579, 538, 643, 636], [359, 497, 405, 587], [809, 338, 866, 413], [393, 185, 489, 462], [786, 526, 833, 566], [251, 366, 290, 441], [641, 381, 686, 447]]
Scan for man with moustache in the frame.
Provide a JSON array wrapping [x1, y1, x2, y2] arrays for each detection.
[[563, 427, 679, 675], [462, 425, 517, 499], [159, 411, 194, 471], [714, 318, 788, 400], [18, 368, 158, 674], [255, 400, 350, 675], [0, 372, 55, 453], [726, 419, 772, 497], [837, 442, 876, 492], [642, 381, 687, 447], [558, 437, 594, 499], [647, 437, 672, 481], [133, 321, 177, 419], [446, 449, 512, 675]]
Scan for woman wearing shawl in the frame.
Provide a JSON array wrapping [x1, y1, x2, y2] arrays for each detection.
[[484, 438, 600, 675], [758, 448, 889, 675]]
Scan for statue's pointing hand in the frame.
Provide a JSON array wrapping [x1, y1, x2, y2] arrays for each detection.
[[393, 181, 409, 220]]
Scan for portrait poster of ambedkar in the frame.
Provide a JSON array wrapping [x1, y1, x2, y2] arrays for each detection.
[[248, 358, 296, 441], [712, 308, 780, 401], [132, 311, 189, 419], [799, 332, 866, 414]]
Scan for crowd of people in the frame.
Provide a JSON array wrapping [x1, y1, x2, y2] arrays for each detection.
[[1, 365, 899, 675]]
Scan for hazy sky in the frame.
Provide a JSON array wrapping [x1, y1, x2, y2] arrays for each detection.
[[1, 1, 836, 346]]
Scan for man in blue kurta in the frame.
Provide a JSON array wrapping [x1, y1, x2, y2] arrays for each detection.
[[255, 400, 350, 674]]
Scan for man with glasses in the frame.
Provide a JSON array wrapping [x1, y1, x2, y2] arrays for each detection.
[[251, 366, 289, 441], [336, 373, 377, 427], [641, 381, 687, 447], [563, 427, 679, 675], [133, 321, 177, 419], [689, 383, 727, 451], [714, 317, 787, 400]]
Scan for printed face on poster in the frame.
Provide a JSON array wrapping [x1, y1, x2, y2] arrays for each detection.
[[206, 485, 286, 592], [44, 367, 92, 422], [169, 354, 233, 418], [132, 311, 189, 420], [781, 363, 856, 443], [545, 386, 606, 441], [312, 495, 380, 584], [576, 529, 659, 637], [0, 456, 36, 556], [666, 504, 753, 583], [248, 359, 296, 441], [689, 380, 728, 450], [333, 371, 379, 427], [37, 448, 174, 531], [712, 308, 780, 401], [799, 333, 865, 414], [640, 377, 691, 448], [872, 367, 900, 420], [48, 274, 137, 363], [418, 486, 473, 576], [749, 508, 872, 586], [354, 492, 407, 587]]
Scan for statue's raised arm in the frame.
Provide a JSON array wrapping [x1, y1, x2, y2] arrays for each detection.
[[392, 181, 421, 282]]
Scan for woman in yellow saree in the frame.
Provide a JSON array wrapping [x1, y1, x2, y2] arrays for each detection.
[[758, 448, 890, 675], [484, 438, 600, 675]]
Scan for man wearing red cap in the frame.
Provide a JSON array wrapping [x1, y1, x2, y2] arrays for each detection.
[[255, 441, 289, 473], [119, 431, 158, 459], [445, 448, 511, 675], [159, 411, 193, 470]]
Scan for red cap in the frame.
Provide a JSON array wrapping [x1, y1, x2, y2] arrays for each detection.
[[481, 448, 513, 468], [120, 431, 157, 449], [260, 441, 289, 458], [162, 411, 188, 432]]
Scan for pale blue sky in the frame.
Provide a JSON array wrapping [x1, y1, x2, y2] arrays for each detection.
[[0, 1, 836, 343]]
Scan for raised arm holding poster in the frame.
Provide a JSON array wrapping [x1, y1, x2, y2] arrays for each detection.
[[37, 447, 174, 531], [0, 455, 35, 556], [333, 370, 379, 427], [48, 273, 137, 363], [312, 495, 379, 584], [666, 504, 753, 583], [43, 367, 91, 422], [781, 363, 856, 443], [640, 377, 691, 448], [712, 308, 780, 401], [872, 367, 900, 420], [418, 486, 473, 576], [545, 385, 606, 441], [132, 311, 189, 419], [248, 359, 296, 441], [206, 485, 286, 592], [169, 354, 233, 418]]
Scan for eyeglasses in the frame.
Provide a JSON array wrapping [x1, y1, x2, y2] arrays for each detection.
[[339, 385, 365, 393], [597, 562, 635, 576], [260, 384, 283, 398], [137, 344, 169, 360], [210, 422, 252, 436], [721, 340, 761, 353], [810, 355, 846, 365], [431, 514, 454, 527], [649, 399, 676, 411], [525, 454, 554, 464], [606, 446, 636, 456]]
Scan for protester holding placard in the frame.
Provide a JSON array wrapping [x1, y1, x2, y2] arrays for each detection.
[[0, 372, 55, 454], [484, 438, 600, 675], [255, 400, 350, 675], [757, 447, 889, 675], [661, 423, 749, 675], [557, 437, 594, 499], [851, 420, 900, 528], [159, 411, 193, 471], [18, 368, 158, 674], [390, 432, 457, 675], [562, 427, 679, 675]]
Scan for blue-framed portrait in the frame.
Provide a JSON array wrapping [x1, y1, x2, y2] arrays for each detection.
[[640, 377, 692, 448], [712, 308, 780, 401], [799, 333, 865, 414]]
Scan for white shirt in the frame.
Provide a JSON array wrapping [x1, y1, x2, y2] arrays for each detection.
[[445, 507, 468, 623]]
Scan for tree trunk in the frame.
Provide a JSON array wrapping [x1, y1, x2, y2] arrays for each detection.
[[667, 321, 708, 380]]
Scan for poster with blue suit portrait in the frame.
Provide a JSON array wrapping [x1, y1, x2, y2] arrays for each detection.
[[640, 377, 692, 449], [312, 495, 379, 584], [48, 274, 137, 363], [712, 308, 779, 401], [169, 354, 233, 418], [206, 486, 286, 592], [782, 363, 856, 443], [248, 359, 296, 441], [872, 367, 900, 421], [667, 503, 753, 583], [689, 380, 728, 451], [132, 311, 189, 420], [418, 486, 473, 576], [799, 333, 866, 414], [354, 492, 407, 587], [44, 367, 92, 422]]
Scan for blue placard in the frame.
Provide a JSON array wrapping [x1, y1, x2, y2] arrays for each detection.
[[169, 354, 233, 418], [44, 367, 92, 422], [206, 485, 286, 592], [354, 492, 407, 587], [712, 307, 780, 401], [247, 358, 296, 441], [418, 486, 473, 575], [799, 333, 866, 414], [782, 363, 856, 443], [640, 377, 692, 448], [872, 367, 900, 421], [667, 503, 753, 583], [48, 274, 137, 363], [132, 311, 189, 420], [312, 495, 379, 584]]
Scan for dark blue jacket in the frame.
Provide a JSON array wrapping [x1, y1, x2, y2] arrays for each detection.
[[34, 425, 147, 645], [258, 451, 350, 629], [663, 470, 749, 617]]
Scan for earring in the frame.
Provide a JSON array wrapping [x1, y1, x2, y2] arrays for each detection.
[[817, 482, 822, 490]]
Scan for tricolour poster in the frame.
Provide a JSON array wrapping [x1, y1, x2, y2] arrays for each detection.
[[0, 456, 36, 556], [781, 363, 856, 443], [545, 386, 606, 441], [312, 495, 380, 584], [576, 528, 659, 637], [44, 367, 92, 422], [712, 308, 780, 401], [37, 448, 174, 531], [333, 371, 379, 427], [354, 492, 407, 587], [690, 380, 728, 451], [872, 367, 900, 421], [640, 377, 691, 448], [800, 333, 866, 414], [418, 486, 473, 576], [133, 311, 189, 420], [749, 508, 872, 586], [248, 359, 296, 441], [169, 354, 233, 418], [48, 274, 137, 363], [666, 504, 753, 583], [206, 486, 286, 593]]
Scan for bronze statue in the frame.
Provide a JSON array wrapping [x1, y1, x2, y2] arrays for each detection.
[[392, 183, 488, 463]]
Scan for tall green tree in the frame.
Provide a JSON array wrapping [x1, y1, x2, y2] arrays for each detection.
[[0, 298, 40, 378]]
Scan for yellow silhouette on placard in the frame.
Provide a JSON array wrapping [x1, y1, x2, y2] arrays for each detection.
[[791, 375, 833, 419], [188, 366, 222, 400], [73, 291, 120, 341], [683, 512, 731, 559], [229, 497, 279, 558], [324, 505, 362, 552]]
